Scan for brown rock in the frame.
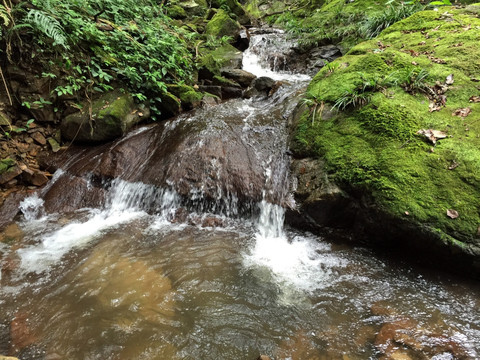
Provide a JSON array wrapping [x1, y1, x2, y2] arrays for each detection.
[[30, 132, 47, 146], [22, 170, 49, 187], [257, 356, 271, 360], [0, 166, 22, 185], [0, 223, 24, 243], [10, 312, 38, 353]]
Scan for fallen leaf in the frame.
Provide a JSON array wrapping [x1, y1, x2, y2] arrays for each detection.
[[445, 74, 454, 85], [418, 41, 426, 45], [452, 108, 472, 117], [411, 61, 418, 66], [429, 102, 442, 112], [469, 95, 480, 103], [447, 209, 459, 219], [448, 160, 459, 170], [450, 42, 463, 47], [404, 211, 410, 216], [428, 55, 446, 64], [432, 25, 441, 31], [463, 24, 472, 31], [417, 129, 447, 144]]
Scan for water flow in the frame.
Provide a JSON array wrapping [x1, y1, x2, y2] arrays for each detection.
[[243, 29, 310, 82], [17, 179, 180, 274], [2, 29, 480, 360]]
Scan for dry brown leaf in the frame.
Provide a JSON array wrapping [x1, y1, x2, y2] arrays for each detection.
[[450, 42, 463, 47], [428, 55, 446, 64], [408, 49, 419, 57], [452, 108, 472, 117], [463, 24, 472, 31], [447, 209, 459, 219], [445, 74, 454, 85], [448, 160, 459, 170], [418, 41, 426, 45], [411, 61, 418, 66], [429, 102, 442, 112], [417, 129, 447, 144], [469, 95, 480, 103]]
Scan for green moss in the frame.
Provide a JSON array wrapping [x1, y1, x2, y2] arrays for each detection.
[[168, 84, 203, 109], [212, 75, 240, 87], [205, 9, 241, 38], [198, 43, 243, 75], [296, 8, 480, 246], [166, 4, 187, 19], [0, 158, 16, 174]]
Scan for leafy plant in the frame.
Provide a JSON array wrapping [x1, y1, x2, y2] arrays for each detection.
[[26, 9, 68, 48], [333, 89, 371, 110]]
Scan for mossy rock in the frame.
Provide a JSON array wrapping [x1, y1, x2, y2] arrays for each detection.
[[178, 0, 208, 17], [158, 91, 182, 118], [211, 0, 250, 24], [294, 7, 480, 268], [167, 4, 187, 19], [0, 158, 16, 174], [198, 43, 243, 79], [61, 91, 149, 143], [205, 9, 241, 39], [167, 84, 203, 110]]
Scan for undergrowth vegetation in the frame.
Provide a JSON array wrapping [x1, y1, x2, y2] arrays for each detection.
[[270, 0, 425, 50], [1, 0, 197, 119]]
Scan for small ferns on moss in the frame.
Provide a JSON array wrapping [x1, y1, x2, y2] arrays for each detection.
[[26, 9, 68, 48]]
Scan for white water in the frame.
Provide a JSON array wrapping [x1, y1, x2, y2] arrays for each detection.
[[17, 179, 180, 274], [243, 30, 311, 82]]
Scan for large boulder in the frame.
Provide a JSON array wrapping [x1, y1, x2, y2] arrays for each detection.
[[290, 7, 480, 277], [205, 9, 242, 39], [61, 91, 149, 143]]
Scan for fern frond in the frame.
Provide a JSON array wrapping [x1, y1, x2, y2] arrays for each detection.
[[0, 5, 10, 27], [26, 9, 69, 48]]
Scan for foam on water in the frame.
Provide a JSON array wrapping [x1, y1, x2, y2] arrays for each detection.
[[243, 31, 311, 82], [17, 179, 180, 274], [244, 201, 347, 296]]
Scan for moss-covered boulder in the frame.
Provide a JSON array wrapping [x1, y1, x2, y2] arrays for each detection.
[[291, 6, 480, 275], [167, 84, 203, 110], [211, 0, 250, 24], [61, 91, 149, 143], [198, 43, 243, 80], [205, 9, 242, 39]]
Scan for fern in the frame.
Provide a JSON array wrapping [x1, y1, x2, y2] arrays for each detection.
[[0, 5, 10, 27], [26, 9, 69, 48]]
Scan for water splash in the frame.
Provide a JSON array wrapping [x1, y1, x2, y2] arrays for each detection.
[[19, 194, 45, 221], [243, 30, 311, 82], [17, 179, 180, 274]]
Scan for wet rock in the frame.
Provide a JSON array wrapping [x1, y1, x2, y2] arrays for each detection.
[[286, 158, 353, 230], [253, 76, 276, 92], [61, 91, 149, 143], [221, 86, 243, 99], [0, 223, 23, 244], [310, 44, 343, 63], [10, 312, 38, 355], [0, 191, 27, 230], [21, 169, 49, 187], [158, 91, 181, 118], [256, 356, 271, 360], [40, 108, 268, 214], [221, 69, 256, 87], [199, 85, 222, 99]]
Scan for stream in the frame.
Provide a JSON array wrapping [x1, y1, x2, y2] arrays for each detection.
[[1, 29, 480, 360]]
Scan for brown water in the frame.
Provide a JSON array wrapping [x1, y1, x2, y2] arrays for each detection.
[[1, 208, 480, 359], [1, 30, 480, 360]]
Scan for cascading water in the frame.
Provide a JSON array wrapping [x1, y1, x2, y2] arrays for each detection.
[[1, 29, 480, 360]]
